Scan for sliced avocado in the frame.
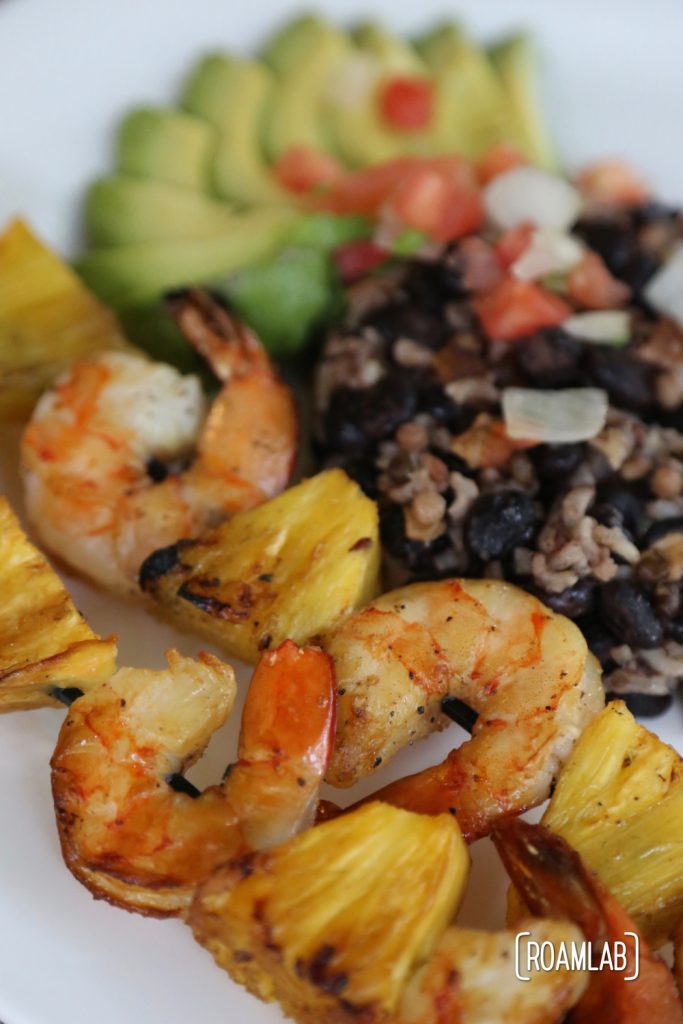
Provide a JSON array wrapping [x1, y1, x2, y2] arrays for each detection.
[[263, 14, 333, 73], [284, 212, 371, 251], [489, 33, 556, 168], [182, 54, 288, 205], [418, 26, 510, 159], [116, 107, 215, 190], [220, 248, 341, 357], [329, 21, 431, 167], [85, 177, 237, 246], [353, 21, 426, 69], [261, 15, 351, 160], [75, 207, 299, 309], [413, 23, 463, 65]]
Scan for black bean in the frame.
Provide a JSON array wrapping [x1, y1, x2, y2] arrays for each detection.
[[416, 381, 473, 431], [590, 503, 636, 550], [643, 516, 683, 547], [592, 503, 627, 532], [365, 300, 447, 349], [659, 406, 683, 432], [529, 577, 597, 619], [577, 614, 617, 668], [516, 329, 583, 388], [573, 214, 660, 292], [605, 691, 673, 717], [588, 349, 655, 413], [404, 261, 457, 308], [433, 449, 472, 475], [599, 580, 664, 649], [324, 375, 417, 452], [465, 490, 536, 561], [380, 505, 453, 577], [380, 505, 426, 568], [619, 250, 661, 294], [573, 216, 635, 276], [665, 618, 683, 644], [593, 480, 644, 536], [530, 443, 585, 482], [433, 255, 468, 299]]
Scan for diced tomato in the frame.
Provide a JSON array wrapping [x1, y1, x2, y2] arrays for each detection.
[[319, 154, 483, 243], [568, 250, 631, 309], [333, 240, 387, 283], [388, 156, 484, 242], [476, 142, 526, 184], [378, 75, 434, 131], [274, 145, 344, 195], [495, 221, 535, 269], [321, 157, 421, 216], [576, 158, 650, 207], [473, 277, 571, 341]]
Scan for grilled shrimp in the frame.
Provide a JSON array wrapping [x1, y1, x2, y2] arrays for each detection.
[[400, 921, 587, 1024], [322, 579, 603, 840], [21, 290, 297, 594], [51, 640, 335, 916], [493, 819, 683, 1024]]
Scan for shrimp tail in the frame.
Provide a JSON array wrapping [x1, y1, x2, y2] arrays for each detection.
[[492, 819, 683, 1024], [166, 288, 272, 382], [225, 639, 337, 850]]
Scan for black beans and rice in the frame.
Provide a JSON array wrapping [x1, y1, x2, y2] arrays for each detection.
[[314, 203, 683, 715]]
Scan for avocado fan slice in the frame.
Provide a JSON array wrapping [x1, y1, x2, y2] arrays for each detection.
[[116, 107, 216, 191]]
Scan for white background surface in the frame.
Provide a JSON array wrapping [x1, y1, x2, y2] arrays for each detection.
[[0, 2, 682, 1022]]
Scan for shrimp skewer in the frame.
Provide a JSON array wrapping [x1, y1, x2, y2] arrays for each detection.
[[51, 640, 335, 917], [322, 579, 603, 840], [21, 290, 297, 595], [493, 819, 683, 1024]]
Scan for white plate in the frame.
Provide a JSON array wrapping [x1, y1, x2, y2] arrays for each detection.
[[0, 2, 682, 1022]]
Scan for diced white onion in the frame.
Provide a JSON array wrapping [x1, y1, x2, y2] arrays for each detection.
[[503, 387, 608, 442], [325, 53, 379, 108], [643, 245, 683, 327], [511, 228, 584, 281], [484, 166, 583, 231], [563, 310, 631, 345]]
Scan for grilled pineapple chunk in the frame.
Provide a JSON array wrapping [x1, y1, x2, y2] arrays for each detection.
[[511, 700, 683, 946], [141, 469, 380, 663], [0, 219, 128, 418], [0, 497, 117, 710], [190, 803, 470, 1023], [190, 802, 586, 1024]]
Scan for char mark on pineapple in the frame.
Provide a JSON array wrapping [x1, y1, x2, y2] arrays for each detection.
[[139, 539, 194, 590]]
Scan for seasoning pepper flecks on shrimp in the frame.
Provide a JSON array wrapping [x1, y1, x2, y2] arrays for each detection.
[[51, 640, 335, 916], [21, 290, 297, 595], [322, 578, 603, 840]]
